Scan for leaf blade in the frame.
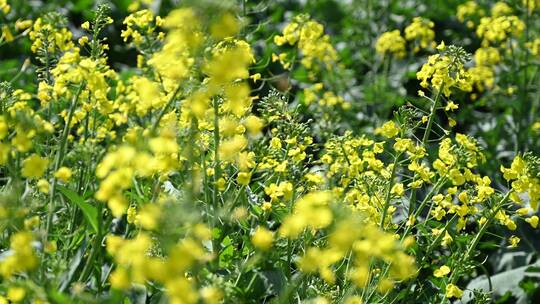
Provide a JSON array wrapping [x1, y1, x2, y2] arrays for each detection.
[[57, 186, 99, 233]]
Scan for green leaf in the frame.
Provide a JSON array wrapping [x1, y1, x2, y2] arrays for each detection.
[[57, 186, 99, 233]]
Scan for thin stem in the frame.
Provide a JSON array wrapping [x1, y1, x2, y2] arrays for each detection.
[[400, 176, 447, 241], [449, 190, 513, 284], [210, 97, 222, 266], [46, 84, 85, 238], [212, 97, 221, 207], [408, 84, 445, 216], [379, 152, 402, 228], [517, 0, 530, 151], [151, 84, 182, 133], [421, 84, 444, 146]]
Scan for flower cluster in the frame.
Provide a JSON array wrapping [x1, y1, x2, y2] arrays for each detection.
[[404, 17, 436, 52], [274, 14, 337, 69], [476, 15, 525, 46], [281, 192, 416, 291], [0, 1, 538, 303], [416, 44, 472, 96], [375, 30, 406, 58]]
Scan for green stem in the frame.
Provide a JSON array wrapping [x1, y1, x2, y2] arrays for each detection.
[[379, 152, 402, 228], [421, 84, 444, 146], [151, 84, 182, 133], [400, 176, 447, 241], [408, 83, 445, 216], [449, 190, 513, 284], [212, 97, 221, 207], [517, 0, 530, 152], [210, 97, 221, 265], [46, 84, 84, 238]]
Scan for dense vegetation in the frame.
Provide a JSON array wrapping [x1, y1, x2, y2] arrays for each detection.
[[0, 0, 539, 303]]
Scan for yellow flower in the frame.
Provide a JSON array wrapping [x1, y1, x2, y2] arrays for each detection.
[[21, 154, 49, 179], [441, 230, 453, 247], [81, 21, 90, 30], [237, 151, 256, 171], [250, 73, 262, 82], [0, 0, 10, 14], [391, 183, 404, 196], [110, 267, 130, 290], [456, 192, 468, 205], [37, 179, 50, 193], [136, 204, 161, 230], [78, 35, 89, 46], [445, 283, 463, 299], [375, 30, 406, 58], [200, 286, 223, 304], [251, 226, 273, 250], [404, 17, 435, 52], [262, 201, 272, 211], [377, 278, 394, 293], [127, 205, 137, 224], [236, 172, 251, 186], [219, 135, 247, 161], [375, 121, 399, 138], [15, 19, 33, 31], [436, 41, 446, 51], [416, 51, 472, 96], [1, 25, 13, 42], [508, 235, 520, 248], [433, 265, 451, 277], [457, 1, 483, 23], [526, 216, 539, 228], [344, 295, 363, 304], [491, 2, 513, 17], [517, 207, 532, 216], [279, 191, 333, 238], [445, 101, 459, 111], [0, 231, 38, 278], [476, 16, 525, 46], [54, 166, 73, 182], [274, 15, 337, 69], [243, 115, 265, 137], [406, 215, 416, 227], [474, 47, 500, 66], [216, 178, 226, 191], [210, 12, 240, 39], [44, 240, 57, 253], [7, 287, 25, 302], [108, 195, 128, 218]]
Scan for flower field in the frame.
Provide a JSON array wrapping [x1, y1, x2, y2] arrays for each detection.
[[0, 0, 539, 303]]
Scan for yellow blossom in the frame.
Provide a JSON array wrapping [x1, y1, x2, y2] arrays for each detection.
[[37, 179, 50, 193], [22, 154, 49, 179], [54, 166, 73, 182], [251, 226, 273, 250], [375, 30, 406, 58], [433, 265, 451, 277], [445, 284, 463, 299], [375, 121, 399, 138], [508, 235, 520, 248], [237, 172, 251, 186], [7, 287, 25, 302], [526, 216, 539, 229]]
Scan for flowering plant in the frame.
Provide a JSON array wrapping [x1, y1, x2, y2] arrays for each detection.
[[0, 0, 538, 303]]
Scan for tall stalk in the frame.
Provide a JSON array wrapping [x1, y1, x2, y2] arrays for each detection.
[[46, 84, 84, 238]]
